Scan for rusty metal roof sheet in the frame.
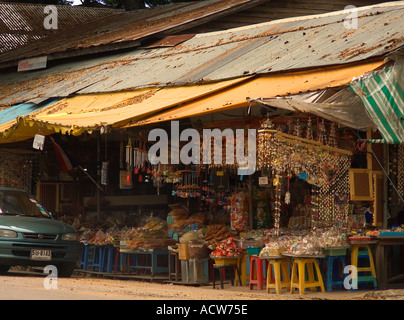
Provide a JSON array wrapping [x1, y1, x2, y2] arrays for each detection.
[[1, 1, 404, 107], [0, 0, 268, 66], [0, 3, 123, 53]]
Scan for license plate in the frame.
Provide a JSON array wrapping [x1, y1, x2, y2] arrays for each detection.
[[30, 249, 52, 261]]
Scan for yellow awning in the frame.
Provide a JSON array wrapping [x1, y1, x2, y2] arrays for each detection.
[[0, 77, 249, 143], [0, 58, 385, 143], [127, 59, 386, 127]]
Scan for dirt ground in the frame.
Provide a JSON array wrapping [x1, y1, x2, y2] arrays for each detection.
[[1, 268, 404, 301]]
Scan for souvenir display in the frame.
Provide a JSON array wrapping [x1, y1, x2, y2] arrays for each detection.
[[210, 236, 243, 258], [257, 117, 351, 228], [229, 191, 249, 231], [259, 236, 297, 257]]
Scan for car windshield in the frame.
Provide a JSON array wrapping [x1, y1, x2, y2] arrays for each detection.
[[0, 190, 51, 219]]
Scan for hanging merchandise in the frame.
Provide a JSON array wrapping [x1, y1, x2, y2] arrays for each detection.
[[229, 190, 249, 231], [284, 175, 291, 205], [328, 122, 338, 148], [125, 137, 133, 168], [257, 117, 352, 227], [294, 119, 302, 138], [254, 187, 270, 229], [273, 184, 282, 236], [318, 119, 328, 145], [305, 117, 313, 141], [173, 171, 201, 199]]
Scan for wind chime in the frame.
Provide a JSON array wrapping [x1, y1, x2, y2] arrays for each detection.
[[124, 135, 148, 187]]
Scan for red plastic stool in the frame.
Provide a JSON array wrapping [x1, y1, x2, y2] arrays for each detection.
[[249, 255, 268, 290]]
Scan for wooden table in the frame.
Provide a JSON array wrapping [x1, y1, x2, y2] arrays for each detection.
[[374, 235, 404, 289]]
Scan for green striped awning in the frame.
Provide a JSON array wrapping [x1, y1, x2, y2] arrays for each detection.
[[349, 64, 404, 144]]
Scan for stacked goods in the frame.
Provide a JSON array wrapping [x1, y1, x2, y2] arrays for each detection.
[[120, 217, 176, 250], [83, 227, 120, 246], [167, 204, 188, 232], [318, 227, 348, 248], [203, 224, 231, 250], [210, 236, 243, 258], [348, 234, 371, 242], [186, 214, 207, 229], [287, 234, 322, 255], [259, 236, 296, 257]]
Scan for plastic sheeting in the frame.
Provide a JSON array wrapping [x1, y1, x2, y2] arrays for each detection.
[[349, 58, 404, 144], [250, 86, 376, 131]]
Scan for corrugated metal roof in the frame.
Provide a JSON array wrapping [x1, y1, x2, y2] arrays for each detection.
[[0, 3, 123, 53], [0, 0, 268, 66], [0, 1, 403, 108]]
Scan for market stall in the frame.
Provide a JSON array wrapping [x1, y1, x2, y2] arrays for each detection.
[[70, 111, 404, 293]]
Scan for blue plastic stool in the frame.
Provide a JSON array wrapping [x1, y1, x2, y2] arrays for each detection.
[[91, 246, 104, 271], [80, 245, 90, 270], [350, 244, 378, 290], [323, 255, 347, 292], [102, 246, 117, 273]]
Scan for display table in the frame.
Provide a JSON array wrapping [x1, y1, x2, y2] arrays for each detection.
[[119, 248, 169, 276], [374, 235, 404, 289]]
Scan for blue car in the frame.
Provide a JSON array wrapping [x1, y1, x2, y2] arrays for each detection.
[[0, 187, 82, 277]]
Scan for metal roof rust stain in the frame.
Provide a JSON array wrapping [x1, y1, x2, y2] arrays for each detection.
[[0, 0, 269, 66], [1, 2, 404, 108]]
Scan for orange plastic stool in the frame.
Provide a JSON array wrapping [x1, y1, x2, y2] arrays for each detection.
[[249, 255, 268, 290]]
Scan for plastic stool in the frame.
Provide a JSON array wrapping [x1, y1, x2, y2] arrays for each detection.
[[267, 258, 291, 294], [290, 257, 325, 295], [249, 256, 268, 290], [91, 246, 104, 271], [113, 247, 121, 274], [350, 243, 377, 289], [235, 254, 249, 286], [102, 246, 116, 273], [323, 255, 347, 292], [80, 245, 90, 270], [213, 264, 242, 289]]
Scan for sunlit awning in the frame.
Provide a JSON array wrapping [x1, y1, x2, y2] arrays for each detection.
[[126, 59, 386, 128], [0, 59, 386, 143], [0, 77, 249, 143]]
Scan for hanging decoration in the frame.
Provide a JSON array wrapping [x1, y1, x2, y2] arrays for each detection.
[[257, 117, 352, 227], [274, 182, 282, 236], [305, 117, 313, 141]]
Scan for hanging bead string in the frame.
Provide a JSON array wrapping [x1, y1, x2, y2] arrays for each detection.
[[274, 181, 282, 236], [311, 185, 320, 227]]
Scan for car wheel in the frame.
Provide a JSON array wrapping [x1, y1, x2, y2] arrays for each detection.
[[0, 265, 10, 275], [57, 263, 76, 278]]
